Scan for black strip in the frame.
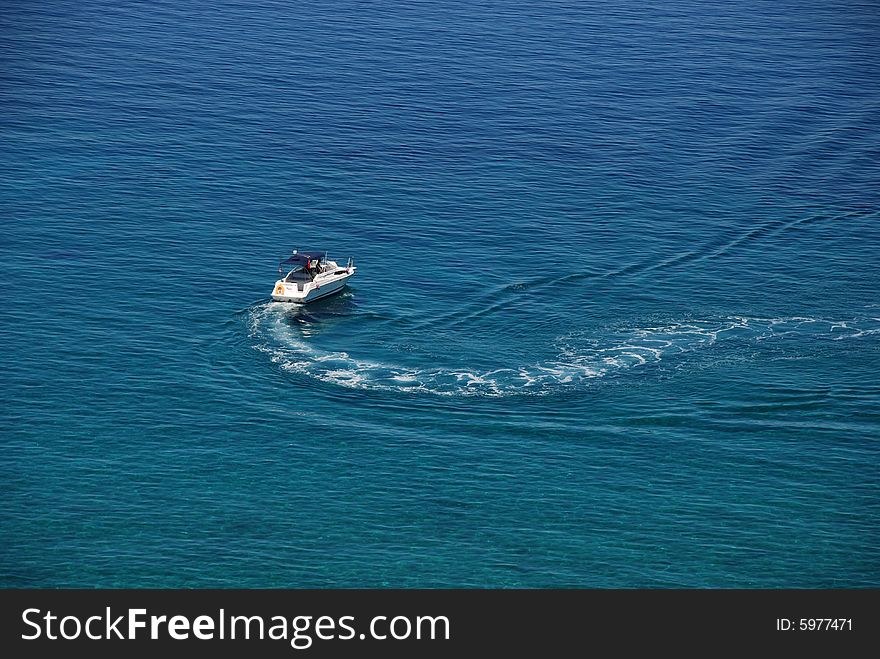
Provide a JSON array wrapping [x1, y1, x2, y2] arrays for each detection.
[[0, 589, 874, 657]]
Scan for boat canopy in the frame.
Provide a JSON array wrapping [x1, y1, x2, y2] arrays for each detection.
[[280, 251, 326, 266]]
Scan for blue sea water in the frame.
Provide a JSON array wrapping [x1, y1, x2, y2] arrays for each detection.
[[1, 0, 879, 587]]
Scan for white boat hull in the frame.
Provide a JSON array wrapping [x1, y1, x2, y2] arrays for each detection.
[[271, 267, 355, 303]]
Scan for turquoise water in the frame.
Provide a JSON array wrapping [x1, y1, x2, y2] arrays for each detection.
[[2, 0, 879, 587]]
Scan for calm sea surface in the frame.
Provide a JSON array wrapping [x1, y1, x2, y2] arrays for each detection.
[[2, 0, 879, 587]]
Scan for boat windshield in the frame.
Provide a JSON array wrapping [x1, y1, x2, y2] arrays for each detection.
[[284, 268, 313, 283]]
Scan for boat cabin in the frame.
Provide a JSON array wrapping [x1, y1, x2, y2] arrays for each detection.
[[279, 251, 327, 285]]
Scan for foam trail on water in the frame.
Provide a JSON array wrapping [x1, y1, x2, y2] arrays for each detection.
[[247, 304, 880, 397]]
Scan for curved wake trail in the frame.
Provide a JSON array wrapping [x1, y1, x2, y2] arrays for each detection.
[[248, 304, 880, 397]]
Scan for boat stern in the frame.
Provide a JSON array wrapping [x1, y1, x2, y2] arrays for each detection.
[[271, 280, 308, 303]]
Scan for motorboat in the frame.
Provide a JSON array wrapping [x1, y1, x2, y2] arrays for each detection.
[[271, 250, 356, 303]]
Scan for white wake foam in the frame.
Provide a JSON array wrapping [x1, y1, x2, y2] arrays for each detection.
[[247, 305, 880, 397]]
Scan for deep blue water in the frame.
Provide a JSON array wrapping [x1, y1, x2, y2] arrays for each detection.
[[2, 0, 879, 587]]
